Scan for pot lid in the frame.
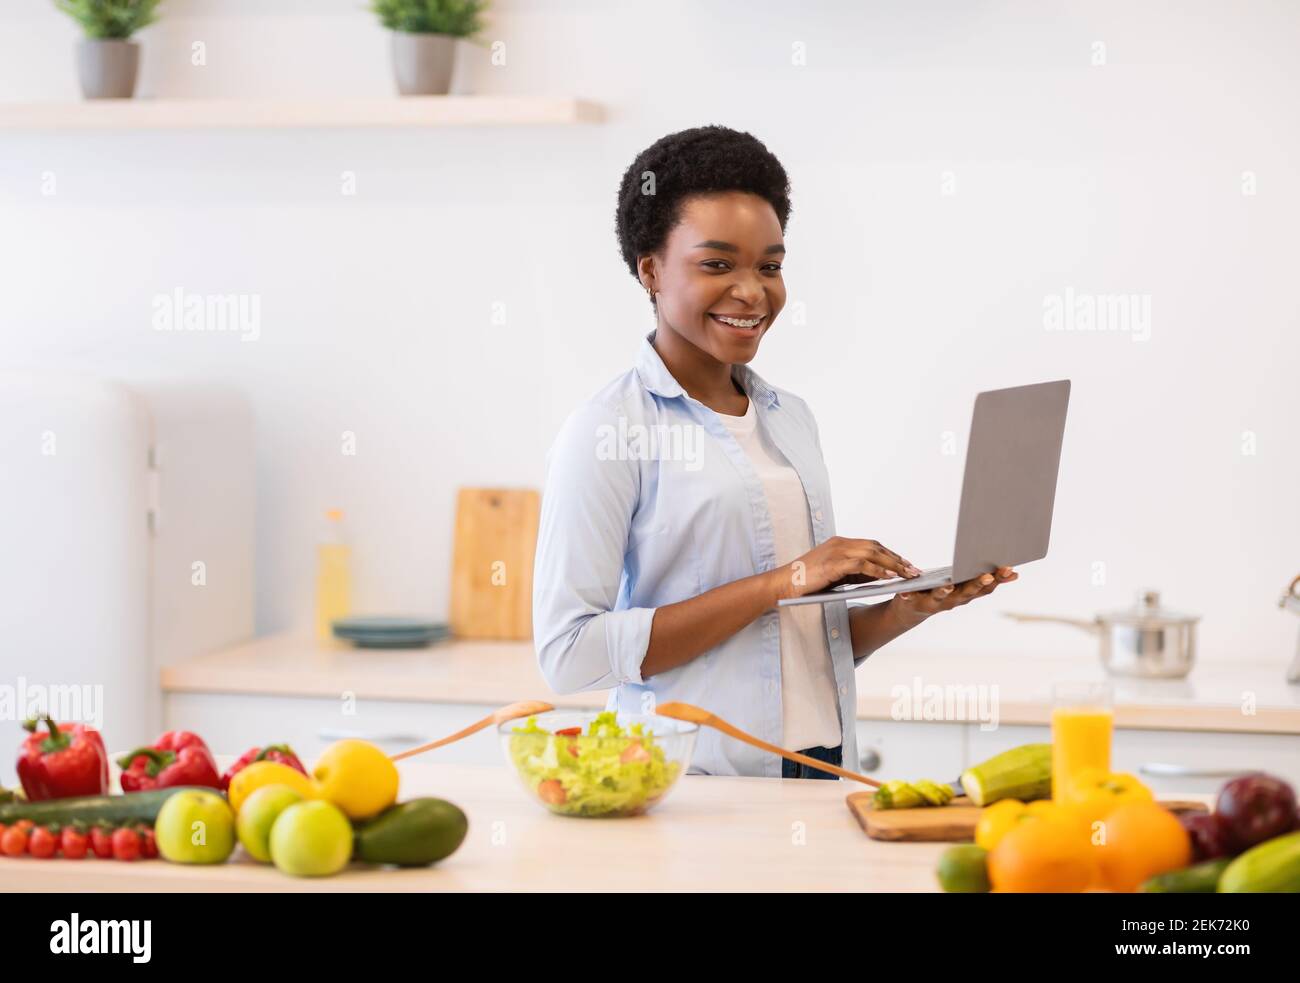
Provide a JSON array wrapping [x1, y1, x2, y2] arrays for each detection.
[[1102, 590, 1198, 628]]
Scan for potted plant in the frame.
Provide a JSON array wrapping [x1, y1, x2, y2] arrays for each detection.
[[370, 0, 490, 96], [54, 0, 162, 99]]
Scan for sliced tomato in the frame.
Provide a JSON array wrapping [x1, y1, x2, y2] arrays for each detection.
[[619, 740, 651, 764], [537, 779, 567, 805], [554, 727, 582, 736]]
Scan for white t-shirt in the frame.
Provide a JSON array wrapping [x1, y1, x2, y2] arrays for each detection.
[[717, 398, 842, 750]]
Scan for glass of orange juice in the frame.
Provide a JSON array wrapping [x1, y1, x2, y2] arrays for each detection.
[[1051, 682, 1113, 803]]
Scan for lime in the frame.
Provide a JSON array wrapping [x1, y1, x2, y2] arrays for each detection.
[[936, 844, 991, 893]]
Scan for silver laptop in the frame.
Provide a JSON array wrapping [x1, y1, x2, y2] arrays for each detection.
[[778, 379, 1071, 607]]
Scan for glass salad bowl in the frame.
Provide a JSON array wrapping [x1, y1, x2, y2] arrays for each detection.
[[500, 709, 698, 818]]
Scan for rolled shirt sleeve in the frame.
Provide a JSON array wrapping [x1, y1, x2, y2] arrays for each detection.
[[533, 401, 656, 694]]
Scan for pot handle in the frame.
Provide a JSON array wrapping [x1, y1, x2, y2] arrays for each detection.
[[1138, 762, 1252, 779], [1280, 574, 1300, 615], [1002, 612, 1101, 634]]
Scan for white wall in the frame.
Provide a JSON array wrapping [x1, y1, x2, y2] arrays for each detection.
[[1, 0, 1296, 668]]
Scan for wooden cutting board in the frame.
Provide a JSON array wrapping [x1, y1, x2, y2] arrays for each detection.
[[845, 791, 1210, 842], [449, 487, 539, 640]]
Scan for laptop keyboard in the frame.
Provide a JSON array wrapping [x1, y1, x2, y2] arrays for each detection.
[[829, 565, 953, 592]]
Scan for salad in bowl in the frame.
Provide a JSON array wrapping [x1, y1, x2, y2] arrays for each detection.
[[501, 710, 697, 817]]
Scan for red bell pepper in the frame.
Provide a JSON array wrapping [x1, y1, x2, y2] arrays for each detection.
[[117, 731, 221, 792], [17, 716, 110, 800], [219, 743, 307, 791]]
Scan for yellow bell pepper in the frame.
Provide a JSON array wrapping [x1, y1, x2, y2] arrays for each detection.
[[975, 799, 1030, 851], [1065, 768, 1153, 826]]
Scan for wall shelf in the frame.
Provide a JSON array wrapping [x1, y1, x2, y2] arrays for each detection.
[[0, 95, 602, 131]]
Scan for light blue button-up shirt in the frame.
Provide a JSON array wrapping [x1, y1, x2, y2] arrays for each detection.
[[533, 331, 862, 778]]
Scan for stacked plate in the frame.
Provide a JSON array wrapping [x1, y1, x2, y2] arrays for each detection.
[[331, 616, 452, 649]]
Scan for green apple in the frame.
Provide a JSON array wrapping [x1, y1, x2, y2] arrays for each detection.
[[269, 799, 354, 877], [236, 784, 305, 863], [155, 789, 236, 864]]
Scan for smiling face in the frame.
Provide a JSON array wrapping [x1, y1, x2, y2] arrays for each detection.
[[639, 191, 786, 366]]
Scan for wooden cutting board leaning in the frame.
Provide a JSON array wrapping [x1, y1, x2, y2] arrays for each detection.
[[449, 487, 539, 640], [845, 791, 1210, 842]]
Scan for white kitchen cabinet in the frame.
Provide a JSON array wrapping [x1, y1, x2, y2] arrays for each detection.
[[164, 692, 506, 767], [171, 690, 972, 778], [966, 724, 1300, 796], [166, 687, 1298, 795], [854, 720, 966, 781]]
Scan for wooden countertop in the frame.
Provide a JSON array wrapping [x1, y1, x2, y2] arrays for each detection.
[[162, 633, 605, 708], [2, 761, 970, 892], [161, 633, 1300, 735]]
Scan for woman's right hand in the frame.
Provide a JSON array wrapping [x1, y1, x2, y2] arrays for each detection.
[[772, 536, 923, 602]]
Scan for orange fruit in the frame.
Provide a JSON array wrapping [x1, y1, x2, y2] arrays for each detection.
[[1094, 801, 1192, 892], [987, 813, 1097, 892]]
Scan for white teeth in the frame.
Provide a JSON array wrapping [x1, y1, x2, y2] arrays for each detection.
[[714, 315, 762, 328]]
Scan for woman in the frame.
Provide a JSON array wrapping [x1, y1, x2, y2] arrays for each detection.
[[533, 125, 1017, 779]]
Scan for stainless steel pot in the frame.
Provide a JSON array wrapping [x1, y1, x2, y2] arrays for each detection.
[[1281, 574, 1300, 683], [1005, 590, 1199, 679]]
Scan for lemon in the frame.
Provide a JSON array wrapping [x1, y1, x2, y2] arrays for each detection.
[[312, 739, 399, 820], [228, 760, 318, 815]]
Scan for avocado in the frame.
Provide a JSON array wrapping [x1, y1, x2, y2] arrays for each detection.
[[354, 798, 468, 867]]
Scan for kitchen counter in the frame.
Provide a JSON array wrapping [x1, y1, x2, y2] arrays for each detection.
[[162, 633, 1300, 734], [1, 761, 996, 892]]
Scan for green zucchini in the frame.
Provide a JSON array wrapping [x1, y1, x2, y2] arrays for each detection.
[[0, 787, 215, 827], [959, 744, 1052, 807], [1140, 858, 1232, 893], [1218, 831, 1300, 893], [354, 798, 468, 867], [873, 779, 955, 809]]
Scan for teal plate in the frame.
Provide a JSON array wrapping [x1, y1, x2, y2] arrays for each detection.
[[344, 634, 448, 649], [332, 616, 448, 635]]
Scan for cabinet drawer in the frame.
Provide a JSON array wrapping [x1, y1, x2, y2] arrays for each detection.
[[1114, 730, 1300, 796], [966, 725, 1300, 797], [164, 692, 506, 766], [854, 720, 965, 780]]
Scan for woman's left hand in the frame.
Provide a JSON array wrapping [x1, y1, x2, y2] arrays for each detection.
[[891, 566, 1018, 627]]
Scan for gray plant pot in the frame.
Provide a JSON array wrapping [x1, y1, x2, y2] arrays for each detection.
[[76, 38, 140, 99], [391, 32, 457, 96]]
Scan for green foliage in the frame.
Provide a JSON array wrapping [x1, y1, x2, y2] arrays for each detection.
[[370, 0, 489, 37], [53, 0, 162, 39]]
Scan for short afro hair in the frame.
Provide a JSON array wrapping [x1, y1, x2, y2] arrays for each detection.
[[615, 125, 792, 302]]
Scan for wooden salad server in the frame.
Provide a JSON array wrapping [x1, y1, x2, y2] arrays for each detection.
[[390, 699, 555, 762], [655, 701, 883, 787]]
